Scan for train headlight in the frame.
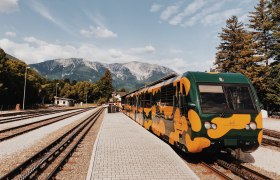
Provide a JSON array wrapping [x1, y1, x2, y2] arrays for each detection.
[[211, 123, 217, 129], [245, 124, 250, 130], [204, 122, 211, 130], [249, 122, 257, 130]]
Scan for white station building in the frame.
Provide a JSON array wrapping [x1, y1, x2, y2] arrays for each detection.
[[54, 96, 75, 107]]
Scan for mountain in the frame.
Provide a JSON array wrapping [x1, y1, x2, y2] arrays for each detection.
[[30, 58, 176, 90]]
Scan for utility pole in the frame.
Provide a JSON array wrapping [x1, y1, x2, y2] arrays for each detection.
[[23, 66, 30, 110]]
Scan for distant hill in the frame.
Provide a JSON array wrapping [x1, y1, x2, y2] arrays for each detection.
[[30, 59, 176, 90]]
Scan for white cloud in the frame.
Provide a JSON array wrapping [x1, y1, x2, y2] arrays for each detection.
[[0, 37, 140, 64], [169, 0, 206, 25], [5, 31, 16, 37], [80, 26, 117, 39], [108, 49, 124, 58], [170, 48, 183, 54], [0, 37, 211, 73], [181, 1, 224, 27], [23, 36, 47, 46], [0, 0, 18, 13], [128, 45, 156, 55], [160, 3, 181, 21], [150, 4, 162, 13], [201, 8, 242, 26], [29, 1, 69, 33]]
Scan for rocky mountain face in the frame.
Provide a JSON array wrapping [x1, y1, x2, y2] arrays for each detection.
[[30, 58, 176, 90]]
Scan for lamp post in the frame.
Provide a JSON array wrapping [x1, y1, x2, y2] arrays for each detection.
[[86, 94, 88, 107], [56, 83, 59, 97], [23, 66, 30, 110]]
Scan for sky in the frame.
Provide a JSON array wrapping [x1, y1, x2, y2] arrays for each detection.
[[0, 0, 258, 73]]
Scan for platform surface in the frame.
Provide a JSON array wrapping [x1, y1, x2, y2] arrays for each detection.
[[87, 111, 198, 180]]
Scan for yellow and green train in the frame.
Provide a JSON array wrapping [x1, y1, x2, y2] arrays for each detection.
[[122, 72, 263, 154]]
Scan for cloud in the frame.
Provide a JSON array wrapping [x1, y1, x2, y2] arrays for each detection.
[[160, 3, 181, 21], [0, 37, 211, 73], [23, 36, 47, 46], [128, 45, 156, 55], [168, 0, 206, 25], [150, 4, 162, 13], [170, 48, 183, 54], [158, 0, 247, 28], [29, 1, 69, 33], [0, 37, 141, 64], [80, 26, 117, 39], [0, 0, 18, 13], [5, 31, 16, 37], [201, 8, 242, 26], [181, 1, 224, 27]]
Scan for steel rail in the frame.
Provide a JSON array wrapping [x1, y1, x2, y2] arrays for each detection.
[[0, 108, 91, 142], [216, 159, 272, 180], [46, 108, 104, 179], [200, 162, 232, 180], [0, 110, 70, 124], [0, 109, 63, 118], [0, 107, 103, 180], [263, 128, 280, 139], [0, 108, 78, 124], [262, 138, 280, 147], [20, 108, 104, 179]]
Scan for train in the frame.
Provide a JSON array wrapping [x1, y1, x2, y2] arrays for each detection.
[[121, 71, 263, 155]]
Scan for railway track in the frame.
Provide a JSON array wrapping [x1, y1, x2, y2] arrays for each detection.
[[0, 109, 76, 124], [216, 158, 272, 180], [177, 146, 272, 180], [0, 108, 93, 142], [262, 128, 280, 147], [0, 109, 63, 118], [199, 161, 232, 180], [0, 107, 104, 180]]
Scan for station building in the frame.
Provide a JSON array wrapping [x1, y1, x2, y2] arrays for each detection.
[[54, 96, 75, 107]]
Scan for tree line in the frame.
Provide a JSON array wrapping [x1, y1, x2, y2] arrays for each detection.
[[215, 0, 279, 113], [0, 48, 113, 109]]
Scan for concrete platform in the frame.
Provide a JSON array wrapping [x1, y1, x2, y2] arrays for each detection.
[[87, 111, 198, 180]]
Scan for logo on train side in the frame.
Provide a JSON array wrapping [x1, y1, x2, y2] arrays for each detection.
[[219, 77, 224, 82]]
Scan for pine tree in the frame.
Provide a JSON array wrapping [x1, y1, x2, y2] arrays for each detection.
[[265, 0, 280, 112], [266, 62, 280, 112], [95, 69, 114, 101], [215, 16, 255, 77], [247, 0, 274, 110], [269, 0, 280, 62], [249, 0, 273, 68]]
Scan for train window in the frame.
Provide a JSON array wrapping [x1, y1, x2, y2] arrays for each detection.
[[224, 86, 255, 112], [199, 85, 227, 113], [166, 84, 175, 106], [142, 93, 152, 108], [198, 84, 257, 114], [153, 90, 160, 105]]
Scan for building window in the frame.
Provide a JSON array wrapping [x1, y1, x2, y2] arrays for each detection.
[[63, 101, 65, 104], [57, 101, 59, 104]]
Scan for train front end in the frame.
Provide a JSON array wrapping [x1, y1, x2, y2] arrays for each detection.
[[186, 72, 263, 153]]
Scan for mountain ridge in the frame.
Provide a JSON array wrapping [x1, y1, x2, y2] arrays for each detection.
[[30, 58, 176, 90]]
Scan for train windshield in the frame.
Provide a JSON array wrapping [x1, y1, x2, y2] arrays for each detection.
[[198, 84, 257, 114]]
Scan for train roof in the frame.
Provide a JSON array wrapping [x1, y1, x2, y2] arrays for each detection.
[[122, 71, 251, 98], [186, 71, 250, 84]]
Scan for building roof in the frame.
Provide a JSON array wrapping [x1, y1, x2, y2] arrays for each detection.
[[54, 96, 75, 101]]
